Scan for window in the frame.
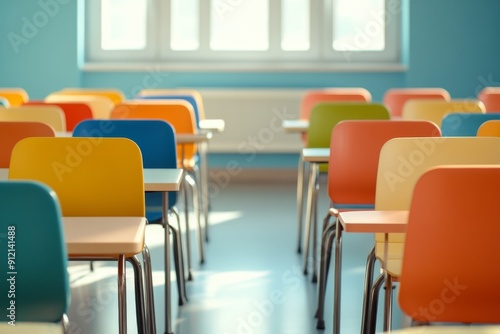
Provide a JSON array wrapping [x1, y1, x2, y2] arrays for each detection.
[[84, 0, 402, 69]]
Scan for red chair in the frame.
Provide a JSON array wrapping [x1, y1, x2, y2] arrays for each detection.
[[478, 87, 500, 112], [383, 88, 450, 118], [24, 101, 93, 131]]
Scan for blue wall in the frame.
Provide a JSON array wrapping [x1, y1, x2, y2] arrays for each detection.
[[1, 0, 500, 100], [1, 0, 500, 169]]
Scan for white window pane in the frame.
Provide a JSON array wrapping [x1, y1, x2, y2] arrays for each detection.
[[171, 0, 200, 50], [282, 0, 310, 50], [210, 0, 269, 51], [332, 0, 385, 51], [101, 0, 147, 50]]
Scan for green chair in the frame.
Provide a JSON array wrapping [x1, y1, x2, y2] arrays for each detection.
[[298, 102, 390, 278], [0, 181, 70, 333]]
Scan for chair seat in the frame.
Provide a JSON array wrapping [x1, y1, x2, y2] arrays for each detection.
[[63, 217, 146, 257]]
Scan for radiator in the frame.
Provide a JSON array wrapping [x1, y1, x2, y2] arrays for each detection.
[[199, 89, 305, 153]]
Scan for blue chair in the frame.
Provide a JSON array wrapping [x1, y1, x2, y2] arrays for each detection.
[[73, 119, 188, 305], [0, 181, 70, 332], [441, 112, 500, 136]]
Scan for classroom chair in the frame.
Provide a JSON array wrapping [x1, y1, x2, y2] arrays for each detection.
[[382, 88, 450, 118], [0, 106, 66, 132], [0, 88, 29, 106], [0, 181, 70, 333], [45, 94, 114, 119], [478, 87, 500, 112], [55, 88, 125, 105], [24, 101, 93, 131], [441, 112, 500, 136], [477, 120, 500, 137]]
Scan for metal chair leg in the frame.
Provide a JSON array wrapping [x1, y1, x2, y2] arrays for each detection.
[[315, 219, 336, 329], [296, 158, 307, 254], [142, 246, 157, 334], [128, 256, 147, 334], [367, 273, 385, 334], [361, 246, 377, 334], [172, 206, 188, 303], [181, 174, 194, 281], [117, 255, 127, 334], [169, 223, 188, 306], [186, 173, 205, 264]]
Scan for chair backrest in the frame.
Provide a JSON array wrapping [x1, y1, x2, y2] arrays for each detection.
[[374, 137, 500, 251], [478, 87, 500, 112], [300, 88, 372, 121], [477, 120, 500, 137], [110, 101, 198, 166], [0, 88, 29, 106], [45, 94, 114, 119], [55, 88, 125, 105], [441, 112, 500, 136], [0, 121, 56, 168], [401, 99, 485, 127], [137, 88, 206, 123], [399, 165, 500, 324], [9, 137, 145, 217], [328, 120, 440, 206], [0, 181, 69, 323], [0, 106, 66, 132], [307, 102, 390, 149], [0, 97, 9, 107], [382, 88, 450, 118], [24, 101, 93, 131], [73, 119, 177, 222]]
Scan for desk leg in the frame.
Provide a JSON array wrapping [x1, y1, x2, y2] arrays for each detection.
[[199, 140, 210, 243], [312, 163, 319, 283], [296, 158, 306, 254], [163, 192, 173, 334], [333, 219, 343, 334], [383, 233, 392, 332], [303, 162, 316, 275], [118, 254, 127, 334]]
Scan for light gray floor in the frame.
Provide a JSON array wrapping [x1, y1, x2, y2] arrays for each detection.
[[66, 177, 403, 334]]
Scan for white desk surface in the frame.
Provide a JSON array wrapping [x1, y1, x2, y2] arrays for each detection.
[[0, 322, 64, 334], [338, 210, 408, 233], [199, 119, 225, 132], [176, 131, 213, 143], [63, 217, 147, 256], [387, 327, 500, 334], [1, 168, 182, 192], [282, 119, 309, 133], [302, 148, 330, 163]]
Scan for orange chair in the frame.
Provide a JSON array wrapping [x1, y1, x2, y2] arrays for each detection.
[[478, 87, 500, 112], [0, 88, 29, 106], [477, 120, 500, 137], [45, 94, 114, 119], [24, 101, 93, 131], [110, 101, 205, 276], [383, 88, 450, 118], [315, 120, 441, 330], [0, 121, 55, 167], [399, 165, 500, 325], [55, 88, 125, 105]]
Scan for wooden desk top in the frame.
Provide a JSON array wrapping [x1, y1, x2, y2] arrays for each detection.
[[302, 148, 330, 163], [282, 119, 308, 133], [63, 217, 147, 256], [338, 210, 408, 233], [1, 168, 183, 192]]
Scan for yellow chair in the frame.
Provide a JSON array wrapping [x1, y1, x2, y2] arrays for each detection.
[[477, 119, 500, 137], [45, 94, 114, 119], [401, 99, 485, 127], [367, 136, 500, 332], [0, 106, 66, 132], [0, 88, 29, 106], [9, 137, 152, 334], [55, 88, 125, 105], [382, 87, 450, 118]]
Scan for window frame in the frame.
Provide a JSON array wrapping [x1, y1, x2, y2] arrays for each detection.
[[84, 0, 403, 70]]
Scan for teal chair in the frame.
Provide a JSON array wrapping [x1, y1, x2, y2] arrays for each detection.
[[0, 181, 70, 333], [441, 112, 500, 136]]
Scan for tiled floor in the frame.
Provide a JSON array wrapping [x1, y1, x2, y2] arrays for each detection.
[[66, 176, 404, 333]]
